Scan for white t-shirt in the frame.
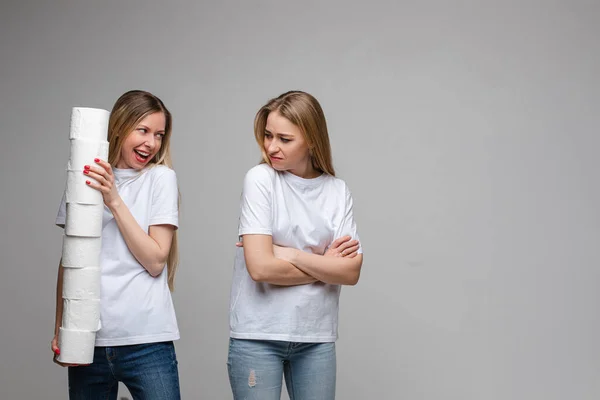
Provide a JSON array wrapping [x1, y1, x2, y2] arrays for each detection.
[[56, 165, 180, 346], [229, 163, 362, 343]]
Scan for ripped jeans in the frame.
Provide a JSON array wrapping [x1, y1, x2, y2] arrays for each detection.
[[226, 338, 336, 400]]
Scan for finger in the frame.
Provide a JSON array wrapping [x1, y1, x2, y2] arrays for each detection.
[[84, 164, 107, 176], [347, 251, 358, 258], [84, 169, 110, 186], [84, 171, 110, 188], [338, 239, 359, 252], [235, 242, 243, 247], [330, 235, 351, 249], [94, 158, 113, 176], [345, 244, 360, 254], [85, 179, 110, 194]]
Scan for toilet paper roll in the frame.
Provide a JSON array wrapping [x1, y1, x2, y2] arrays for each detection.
[[69, 107, 110, 142], [62, 298, 101, 331], [65, 170, 103, 205], [62, 267, 101, 300], [65, 203, 104, 237], [57, 327, 96, 365], [61, 235, 102, 268], [67, 138, 110, 170]]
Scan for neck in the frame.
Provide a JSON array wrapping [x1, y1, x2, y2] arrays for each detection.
[[288, 161, 320, 179]]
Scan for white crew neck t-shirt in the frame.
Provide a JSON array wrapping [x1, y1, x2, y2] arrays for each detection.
[[229, 163, 362, 343], [56, 165, 180, 346]]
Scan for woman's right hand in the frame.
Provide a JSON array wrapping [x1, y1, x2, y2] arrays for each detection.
[[51, 335, 88, 367], [324, 236, 360, 258]]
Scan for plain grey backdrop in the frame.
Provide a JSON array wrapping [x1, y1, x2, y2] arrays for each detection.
[[1, 0, 599, 399]]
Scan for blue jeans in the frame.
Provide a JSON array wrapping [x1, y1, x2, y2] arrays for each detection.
[[68, 341, 180, 400], [227, 338, 336, 400]]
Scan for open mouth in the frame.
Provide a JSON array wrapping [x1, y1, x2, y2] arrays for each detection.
[[134, 149, 150, 163]]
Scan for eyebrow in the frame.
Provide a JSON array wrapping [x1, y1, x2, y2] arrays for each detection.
[[265, 129, 293, 137], [138, 124, 165, 133]]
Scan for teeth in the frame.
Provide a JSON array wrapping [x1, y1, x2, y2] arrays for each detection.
[[135, 150, 149, 157]]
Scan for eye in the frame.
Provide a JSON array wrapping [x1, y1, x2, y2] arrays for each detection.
[[155, 132, 165, 139], [280, 138, 291, 143], [264, 132, 272, 139], [138, 128, 148, 134]]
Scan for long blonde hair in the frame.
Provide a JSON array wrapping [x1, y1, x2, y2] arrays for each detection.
[[254, 90, 335, 176], [107, 90, 180, 291]]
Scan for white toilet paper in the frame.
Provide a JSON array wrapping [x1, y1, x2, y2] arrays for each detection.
[[67, 138, 110, 170], [61, 235, 102, 268], [69, 107, 110, 142], [65, 170, 103, 205], [62, 298, 101, 331], [57, 327, 96, 364], [65, 203, 104, 237], [62, 267, 101, 299]]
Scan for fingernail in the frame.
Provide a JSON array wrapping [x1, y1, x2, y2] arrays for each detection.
[[84, 165, 90, 170], [94, 158, 99, 163], [86, 180, 91, 185], [83, 170, 89, 174], [55, 348, 60, 355]]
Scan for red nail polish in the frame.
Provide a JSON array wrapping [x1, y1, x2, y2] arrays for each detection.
[[94, 158, 99, 163], [83, 170, 89, 174], [86, 180, 91, 185], [84, 165, 90, 170], [55, 348, 60, 355]]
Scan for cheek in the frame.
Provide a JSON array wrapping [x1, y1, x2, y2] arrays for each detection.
[[289, 144, 309, 160]]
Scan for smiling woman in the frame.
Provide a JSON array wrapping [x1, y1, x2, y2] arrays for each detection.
[[115, 112, 166, 169], [51, 90, 182, 400]]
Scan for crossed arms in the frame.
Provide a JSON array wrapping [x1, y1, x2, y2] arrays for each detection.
[[241, 234, 363, 286]]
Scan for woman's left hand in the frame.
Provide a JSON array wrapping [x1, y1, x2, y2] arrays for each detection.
[[84, 158, 122, 209]]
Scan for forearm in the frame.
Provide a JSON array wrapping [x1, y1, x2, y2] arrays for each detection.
[[109, 200, 169, 276], [54, 262, 64, 336], [244, 247, 317, 286], [288, 251, 362, 285], [257, 257, 318, 286]]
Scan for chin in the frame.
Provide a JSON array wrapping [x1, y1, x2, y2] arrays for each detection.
[[270, 164, 288, 172]]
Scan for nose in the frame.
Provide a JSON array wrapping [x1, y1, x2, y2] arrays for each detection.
[[144, 135, 157, 150], [267, 139, 279, 154]]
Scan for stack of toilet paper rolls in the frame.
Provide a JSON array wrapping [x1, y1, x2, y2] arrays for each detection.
[[58, 107, 110, 365]]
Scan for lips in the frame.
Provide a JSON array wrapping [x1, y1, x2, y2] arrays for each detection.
[[134, 149, 150, 163], [270, 156, 282, 162]]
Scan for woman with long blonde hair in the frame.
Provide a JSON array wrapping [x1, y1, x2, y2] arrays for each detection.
[[228, 90, 364, 399], [51, 90, 182, 399]]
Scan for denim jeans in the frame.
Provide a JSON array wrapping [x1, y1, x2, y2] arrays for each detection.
[[68, 341, 180, 400], [227, 338, 336, 400]]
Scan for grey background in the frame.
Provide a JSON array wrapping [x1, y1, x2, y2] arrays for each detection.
[[1, 0, 599, 399]]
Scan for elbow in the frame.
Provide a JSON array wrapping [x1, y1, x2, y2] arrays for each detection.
[[246, 263, 265, 282], [342, 270, 361, 286], [145, 258, 168, 278], [341, 258, 363, 286]]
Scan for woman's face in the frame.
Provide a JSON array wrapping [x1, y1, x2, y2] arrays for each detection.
[[116, 112, 166, 170], [264, 111, 314, 178]]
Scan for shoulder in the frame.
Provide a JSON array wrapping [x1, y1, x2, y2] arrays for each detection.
[[324, 174, 351, 194], [243, 163, 275, 185], [146, 164, 177, 183]]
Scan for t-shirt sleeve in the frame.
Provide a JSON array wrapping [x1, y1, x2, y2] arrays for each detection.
[[336, 183, 363, 254], [149, 168, 179, 229], [55, 190, 67, 228], [238, 166, 273, 236]]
